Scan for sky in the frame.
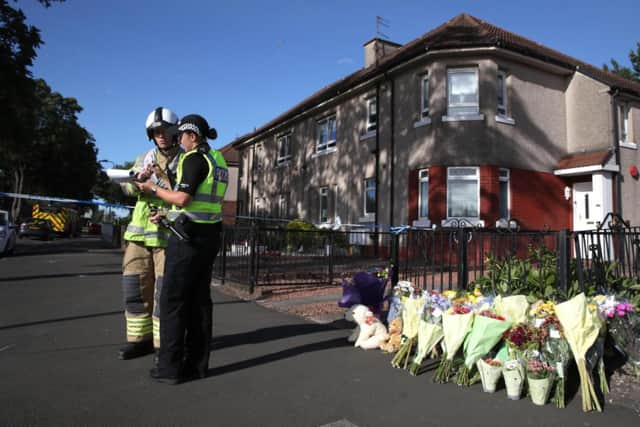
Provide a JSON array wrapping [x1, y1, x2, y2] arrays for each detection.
[[18, 0, 640, 167]]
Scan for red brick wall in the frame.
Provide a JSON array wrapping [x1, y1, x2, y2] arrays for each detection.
[[405, 165, 570, 230], [510, 168, 570, 230], [222, 201, 237, 225], [429, 165, 447, 225], [480, 165, 500, 226], [408, 169, 419, 224]]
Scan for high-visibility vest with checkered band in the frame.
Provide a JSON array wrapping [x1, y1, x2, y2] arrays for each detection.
[[168, 148, 228, 224], [123, 153, 173, 247]]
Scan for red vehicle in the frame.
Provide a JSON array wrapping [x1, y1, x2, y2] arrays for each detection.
[[87, 222, 102, 235]]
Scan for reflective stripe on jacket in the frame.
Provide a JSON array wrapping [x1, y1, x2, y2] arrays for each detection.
[[168, 148, 228, 224]]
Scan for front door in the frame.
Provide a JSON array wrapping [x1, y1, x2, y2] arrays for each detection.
[[573, 181, 597, 231]]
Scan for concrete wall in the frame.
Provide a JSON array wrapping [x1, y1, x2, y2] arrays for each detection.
[[566, 72, 613, 153], [619, 101, 640, 225]]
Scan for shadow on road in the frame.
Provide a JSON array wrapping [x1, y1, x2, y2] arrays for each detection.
[[207, 336, 351, 377], [0, 271, 121, 282], [0, 310, 122, 330], [210, 321, 353, 351]]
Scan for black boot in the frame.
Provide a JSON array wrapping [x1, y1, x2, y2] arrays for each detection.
[[118, 341, 154, 360]]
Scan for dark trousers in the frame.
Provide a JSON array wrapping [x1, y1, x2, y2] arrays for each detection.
[[158, 222, 221, 378]]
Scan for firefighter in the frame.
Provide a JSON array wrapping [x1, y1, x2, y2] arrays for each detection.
[[118, 107, 181, 361], [136, 114, 228, 384]]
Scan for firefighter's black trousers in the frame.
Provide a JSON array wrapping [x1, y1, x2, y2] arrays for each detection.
[[158, 221, 222, 378]]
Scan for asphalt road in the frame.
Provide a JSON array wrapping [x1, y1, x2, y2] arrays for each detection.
[[0, 236, 638, 426]]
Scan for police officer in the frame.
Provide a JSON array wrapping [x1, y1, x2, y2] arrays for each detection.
[[118, 107, 181, 361], [136, 114, 228, 384]]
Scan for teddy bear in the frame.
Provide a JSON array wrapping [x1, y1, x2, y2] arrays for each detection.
[[345, 304, 389, 350], [379, 316, 403, 353]]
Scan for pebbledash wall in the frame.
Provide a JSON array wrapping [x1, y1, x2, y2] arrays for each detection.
[[233, 14, 640, 231]]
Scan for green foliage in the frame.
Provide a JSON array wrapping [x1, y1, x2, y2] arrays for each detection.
[[603, 41, 640, 82], [473, 244, 565, 302], [285, 219, 318, 252], [1, 1, 98, 203], [474, 242, 640, 306]]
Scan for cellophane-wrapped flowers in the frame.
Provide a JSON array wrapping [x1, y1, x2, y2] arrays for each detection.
[[433, 296, 474, 384], [555, 293, 602, 412], [455, 310, 511, 386], [408, 291, 448, 375]]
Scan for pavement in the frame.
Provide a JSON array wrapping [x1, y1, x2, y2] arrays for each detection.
[[0, 236, 638, 426]]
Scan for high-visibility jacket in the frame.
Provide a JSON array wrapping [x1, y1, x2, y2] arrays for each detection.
[[124, 148, 180, 247], [168, 148, 228, 224]]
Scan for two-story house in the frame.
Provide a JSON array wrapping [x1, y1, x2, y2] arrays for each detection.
[[232, 14, 640, 231]]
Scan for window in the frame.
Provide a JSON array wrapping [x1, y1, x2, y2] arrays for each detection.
[[316, 115, 337, 153], [277, 194, 288, 218], [618, 104, 629, 143], [418, 169, 429, 219], [446, 167, 479, 218], [421, 75, 430, 117], [367, 98, 377, 132], [447, 68, 479, 116], [364, 178, 376, 216], [319, 187, 329, 223], [497, 70, 507, 116], [255, 197, 265, 217], [499, 168, 510, 219], [277, 133, 291, 165]]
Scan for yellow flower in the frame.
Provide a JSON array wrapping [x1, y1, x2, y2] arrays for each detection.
[[594, 295, 606, 304], [453, 297, 467, 306], [443, 290, 457, 300], [473, 287, 483, 297], [468, 294, 478, 304]]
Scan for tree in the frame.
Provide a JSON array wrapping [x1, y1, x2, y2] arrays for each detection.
[[603, 41, 640, 83], [0, 0, 42, 217]]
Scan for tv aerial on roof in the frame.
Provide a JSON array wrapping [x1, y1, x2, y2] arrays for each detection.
[[376, 16, 390, 40]]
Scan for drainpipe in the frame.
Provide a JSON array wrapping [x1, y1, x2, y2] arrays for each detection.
[[249, 144, 256, 217], [388, 74, 396, 229], [611, 88, 623, 218], [374, 82, 380, 256]]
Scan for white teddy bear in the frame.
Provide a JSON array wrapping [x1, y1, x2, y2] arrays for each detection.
[[346, 304, 389, 350]]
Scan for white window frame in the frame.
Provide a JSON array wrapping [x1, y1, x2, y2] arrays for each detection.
[[445, 166, 481, 223], [421, 75, 430, 117], [446, 67, 479, 117], [278, 194, 288, 219], [364, 178, 376, 216], [497, 70, 507, 117], [319, 187, 329, 223], [418, 169, 429, 219], [366, 98, 377, 132], [498, 168, 510, 220], [316, 115, 337, 153], [619, 103, 629, 143], [276, 132, 292, 165]]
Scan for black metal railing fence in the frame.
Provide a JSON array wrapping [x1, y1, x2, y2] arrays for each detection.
[[213, 219, 640, 295]]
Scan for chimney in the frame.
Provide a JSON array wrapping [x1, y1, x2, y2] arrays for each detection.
[[363, 38, 401, 67]]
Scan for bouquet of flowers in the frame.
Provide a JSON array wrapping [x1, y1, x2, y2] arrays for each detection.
[[501, 323, 536, 400], [433, 300, 475, 384], [555, 293, 602, 412], [526, 355, 556, 406], [408, 291, 448, 375], [455, 310, 511, 386], [476, 356, 503, 393], [386, 281, 413, 324], [539, 315, 571, 408], [606, 299, 640, 378], [494, 294, 530, 324], [391, 293, 422, 369]]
